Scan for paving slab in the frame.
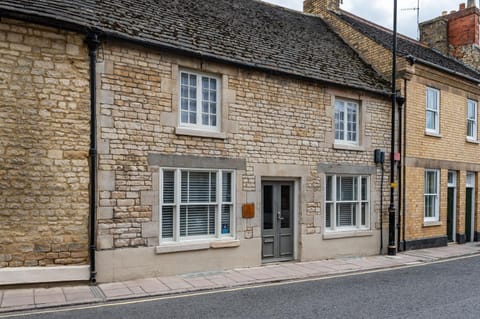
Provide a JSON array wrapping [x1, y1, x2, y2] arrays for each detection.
[[1, 243, 480, 314]]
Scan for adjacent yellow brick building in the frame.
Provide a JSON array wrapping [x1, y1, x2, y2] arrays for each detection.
[[305, 0, 480, 250]]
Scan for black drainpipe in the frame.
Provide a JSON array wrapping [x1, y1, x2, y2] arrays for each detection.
[[86, 32, 100, 284], [402, 78, 408, 251], [397, 92, 403, 251]]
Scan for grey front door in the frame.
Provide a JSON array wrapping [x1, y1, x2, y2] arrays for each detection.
[[262, 182, 294, 261]]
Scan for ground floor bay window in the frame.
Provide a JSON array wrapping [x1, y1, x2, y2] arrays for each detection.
[[325, 175, 369, 231], [160, 168, 235, 242]]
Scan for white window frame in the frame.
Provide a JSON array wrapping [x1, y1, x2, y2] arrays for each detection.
[[467, 99, 477, 141], [426, 87, 440, 134], [325, 175, 370, 232], [334, 99, 360, 145], [159, 168, 235, 243], [178, 69, 221, 132], [424, 169, 440, 222]]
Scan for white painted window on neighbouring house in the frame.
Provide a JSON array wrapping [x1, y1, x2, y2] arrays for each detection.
[[426, 87, 440, 134], [325, 175, 369, 231], [424, 169, 440, 222], [334, 99, 359, 144], [160, 168, 234, 242], [179, 70, 220, 131], [467, 99, 477, 140]]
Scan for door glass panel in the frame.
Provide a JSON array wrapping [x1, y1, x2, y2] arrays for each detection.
[[281, 185, 290, 228], [263, 185, 273, 230]]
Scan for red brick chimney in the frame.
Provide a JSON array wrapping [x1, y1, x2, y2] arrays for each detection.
[[420, 1, 480, 69]]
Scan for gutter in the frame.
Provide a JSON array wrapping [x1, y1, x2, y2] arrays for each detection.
[[85, 32, 101, 284], [406, 55, 480, 84]]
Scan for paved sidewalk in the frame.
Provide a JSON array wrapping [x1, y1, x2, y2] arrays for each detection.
[[1, 243, 480, 314]]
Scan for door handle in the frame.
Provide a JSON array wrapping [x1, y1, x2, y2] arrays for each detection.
[[277, 211, 284, 221]]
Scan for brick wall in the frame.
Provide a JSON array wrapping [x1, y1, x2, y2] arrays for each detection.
[[0, 19, 90, 267], [448, 9, 479, 47], [305, 0, 480, 247]]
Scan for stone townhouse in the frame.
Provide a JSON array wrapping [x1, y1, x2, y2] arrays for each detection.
[[0, 0, 393, 284], [304, 0, 480, 250]]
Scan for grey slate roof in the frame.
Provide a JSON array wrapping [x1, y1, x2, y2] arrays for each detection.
[[337, 11, 480, 82], [0, 0, 390, 94]]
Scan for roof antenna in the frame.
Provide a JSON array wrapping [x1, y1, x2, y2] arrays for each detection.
[[401, 0, 420, 39]]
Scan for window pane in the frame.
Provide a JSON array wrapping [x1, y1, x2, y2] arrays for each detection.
[[338, 177, 357, 201], [361, 177, 368, 201], [467, 172, 475, 188], [180, 205, 216, 237], [325, 203, 332, 228], [181, 98, 189, 111], [210, 172, 217, 202], [427, 89, 438, 110], [263, 185, 273, 230], [361, 203, 367, 226], [448, 172, 454, 185], [202, 101, 209, 113], [189, 171, 210, 202], [202, 77, 209, 90], [221, 204, 232, 235], [425, 171, 437, 194], [281, 185, 290, 228], [337, 203, 355, 227], [163, 170, 175, 203], [335, 101, 344, 141], [222, 172, 232, 202], [181, 86, 188, 99], [190, 112, 197, 124], [425, 195, 434, 218], [189, 74, 196, 85], [426, 110, 436, 130], [468, 102, 476, 119], [181, 73, 188, 85], [326, 176, 333, 201], [161, 206, 174, 239], [202, 114, 209, 125]]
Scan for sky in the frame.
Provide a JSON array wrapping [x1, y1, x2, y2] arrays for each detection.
[[262, 0, 468, 40]]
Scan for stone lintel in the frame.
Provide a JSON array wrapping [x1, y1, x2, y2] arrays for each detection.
[[148, 154, 247, 170]]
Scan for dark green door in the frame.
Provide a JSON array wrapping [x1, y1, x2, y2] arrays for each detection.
[[447, 187, 455, 242], [466, 188, 473, 242]]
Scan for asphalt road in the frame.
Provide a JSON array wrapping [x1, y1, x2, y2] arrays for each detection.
[[4, 255, 480, 319]]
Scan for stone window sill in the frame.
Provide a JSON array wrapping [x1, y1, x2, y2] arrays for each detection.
[[175, 127, 226, 139], [323, 230, 373, 240], [333, 143, 365, 152], [466, 137, 480, 144], [155, 239, 239, 254], [423, 221, 442, 227], [425, 131, 442, 138]]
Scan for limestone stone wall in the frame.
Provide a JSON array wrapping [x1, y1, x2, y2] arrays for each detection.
[[95, 40, 392, 261], [0, 19, 90, 267]]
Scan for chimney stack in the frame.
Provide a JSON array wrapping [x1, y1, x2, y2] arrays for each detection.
[[460, 3, 466, 10], [467, 0, 476, 8]]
